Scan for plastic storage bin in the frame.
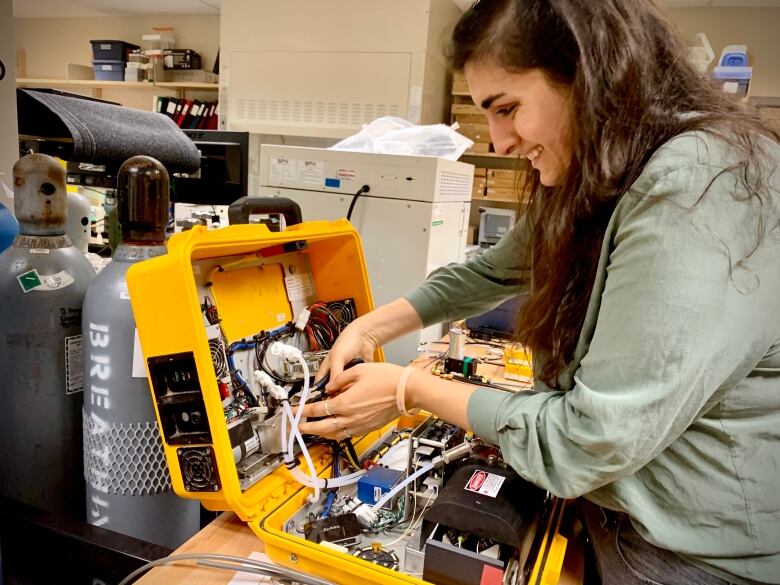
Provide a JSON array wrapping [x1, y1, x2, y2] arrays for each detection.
[[712, 66, 752, 97], [142, 28, 175, 51], [90, 40, 140, 62], [92, 60, 126, 81]]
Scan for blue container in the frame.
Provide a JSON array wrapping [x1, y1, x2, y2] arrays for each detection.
[[712, 66, 752, 98], [93, 60, 126, 81], [0, 201, 19, 253], [90, 40, 140, 62]]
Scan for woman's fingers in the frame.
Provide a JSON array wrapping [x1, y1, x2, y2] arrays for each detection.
[[325, 363, 364, 394], [298, 415, 349, 438]]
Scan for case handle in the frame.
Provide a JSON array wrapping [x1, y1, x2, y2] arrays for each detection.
[[228, 196, 303, 228]]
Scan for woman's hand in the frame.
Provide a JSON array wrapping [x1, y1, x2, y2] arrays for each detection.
[[314, 298, 424, 386], [298, 363, 404, 440], [316, 320, 380, 388]]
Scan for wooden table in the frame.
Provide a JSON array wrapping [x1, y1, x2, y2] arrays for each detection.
[[135, 512, 265, 584], [136, 337, 580, 585]]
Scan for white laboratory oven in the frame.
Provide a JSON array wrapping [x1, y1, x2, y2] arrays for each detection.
[[258, 145, 474, 365]]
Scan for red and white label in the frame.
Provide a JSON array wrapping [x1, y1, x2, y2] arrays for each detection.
[[465, 469, 505, 498]]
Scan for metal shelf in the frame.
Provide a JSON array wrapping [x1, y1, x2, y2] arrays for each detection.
[[18, 78, 219, 90]]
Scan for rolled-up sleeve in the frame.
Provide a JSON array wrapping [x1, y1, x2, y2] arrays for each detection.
[[467, 164, 778, 498], [405, 221, 530, 326]]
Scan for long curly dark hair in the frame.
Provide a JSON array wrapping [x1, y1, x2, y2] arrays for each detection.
[[449, 0, 780, 387]]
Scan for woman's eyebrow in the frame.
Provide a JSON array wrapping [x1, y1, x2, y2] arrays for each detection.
[[481, 93, 506, 109]]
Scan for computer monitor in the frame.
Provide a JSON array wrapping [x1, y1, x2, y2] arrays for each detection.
[[174, 130, 249, 205], [478, 207, 517, 248]]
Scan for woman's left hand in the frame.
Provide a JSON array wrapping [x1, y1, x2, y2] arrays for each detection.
[[297, 362, 404, 440]]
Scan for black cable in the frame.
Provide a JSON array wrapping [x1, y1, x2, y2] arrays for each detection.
[[345, 184, 370, 222]]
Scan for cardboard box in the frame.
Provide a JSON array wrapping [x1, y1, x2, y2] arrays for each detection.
[[451, 103, 483, 116], [487, 178, 520, 188], [467, 142, 491, 153], [486, 187, 517, 201], [454, 113, 489, 126], [457, 123, 491, 143], [487, 169, 522, 181], [452, 71, 469, 94]]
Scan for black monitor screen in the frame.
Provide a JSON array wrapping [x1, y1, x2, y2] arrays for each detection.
[[174, 130, 249, 206]]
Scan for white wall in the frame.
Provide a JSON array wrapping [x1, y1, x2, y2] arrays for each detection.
[[665, 7, 780, 97], [13, 15, 219, 110], [14, 15, 220, 77], [1, 0, 19, 210]]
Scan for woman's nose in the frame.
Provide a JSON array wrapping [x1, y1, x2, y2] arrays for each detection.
[[489, 119, 519, 156]]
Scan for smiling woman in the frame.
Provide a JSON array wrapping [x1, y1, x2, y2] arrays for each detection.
[[299, 2, 780, 584], [464, 65, 573, 186]]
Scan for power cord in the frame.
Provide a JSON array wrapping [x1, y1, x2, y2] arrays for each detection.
[[116, 552, 336, 585], [346, 184, 370, 222]]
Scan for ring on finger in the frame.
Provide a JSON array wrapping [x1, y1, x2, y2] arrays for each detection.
[[331, 415, 340, 429], [341, 427, 352, 439], [324, 399, 331, 417]]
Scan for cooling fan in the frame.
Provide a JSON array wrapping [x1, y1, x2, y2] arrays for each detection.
[[177, 446, 221, 492], [209, 337, 229, 379]]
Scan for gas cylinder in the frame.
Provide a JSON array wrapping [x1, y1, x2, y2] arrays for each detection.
[[0, 153, 96, 517], [66, 190, 91, 253], [0, 199, 18, 252], [82, 156, 201, 548]]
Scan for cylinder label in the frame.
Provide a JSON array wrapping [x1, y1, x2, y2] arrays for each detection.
[[17, 269, 75, 292], [65, 335, 84, 394]]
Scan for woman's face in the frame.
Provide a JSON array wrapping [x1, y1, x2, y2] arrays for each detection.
[[465, 61, 574, 187]]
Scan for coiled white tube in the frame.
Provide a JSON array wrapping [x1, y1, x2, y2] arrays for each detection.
[[275, 343, 367, 496], [282, 400, 321, 501]]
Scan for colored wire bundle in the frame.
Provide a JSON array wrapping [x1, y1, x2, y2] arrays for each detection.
[[304, 301, 354, 350]]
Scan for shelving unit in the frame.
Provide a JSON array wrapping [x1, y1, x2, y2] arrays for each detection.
[[17, 78, 218, 100], [450, 71, 529, 244], [462, 151, 519, 160]]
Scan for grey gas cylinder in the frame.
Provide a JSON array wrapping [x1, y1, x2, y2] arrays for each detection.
[[82, 156, 201, 549], [0, 153, 96, 518]]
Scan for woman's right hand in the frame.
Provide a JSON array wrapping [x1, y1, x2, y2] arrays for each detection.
[[314, 297, 425, 391], [316, 319, 379, 391]]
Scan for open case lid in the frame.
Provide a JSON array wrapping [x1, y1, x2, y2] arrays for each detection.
[[127, 219, 382, 521]]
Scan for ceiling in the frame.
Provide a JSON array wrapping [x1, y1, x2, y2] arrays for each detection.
[[12, 0, 780, 18]]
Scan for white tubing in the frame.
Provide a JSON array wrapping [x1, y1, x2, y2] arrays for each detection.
[[283, 401, 321, 501], [287, 354, 311, 456], [277, 346, 366, 495], [282, 392, 366, 488], [371, 461, 435, 513]]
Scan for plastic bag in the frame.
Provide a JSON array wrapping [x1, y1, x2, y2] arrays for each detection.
[[330, 116, 474, 161]]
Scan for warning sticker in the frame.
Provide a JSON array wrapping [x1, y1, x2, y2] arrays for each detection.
[[269, 157, 297, 185], [298, 160, 324, 185], [29, 248, 50, 255], [465, 469, 505, 498], [40, 271, 74, 291], [65, 335, 84, 394], [269, 157, 325, 187], [284, 273, 314, 302]]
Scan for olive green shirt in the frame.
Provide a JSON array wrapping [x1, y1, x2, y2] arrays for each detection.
[[405, 131, 780, 584]]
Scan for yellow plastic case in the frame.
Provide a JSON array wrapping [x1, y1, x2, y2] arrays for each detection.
[[127, 220, 573, 585]]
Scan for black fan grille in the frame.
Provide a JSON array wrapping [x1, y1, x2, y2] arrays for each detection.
[[177, 446, 220, 492]]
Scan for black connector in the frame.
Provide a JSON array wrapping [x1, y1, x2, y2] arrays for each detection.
[[443, 357, 477, 378]]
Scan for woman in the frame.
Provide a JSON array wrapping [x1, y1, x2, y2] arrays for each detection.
[[299, 1, 780, 583]]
